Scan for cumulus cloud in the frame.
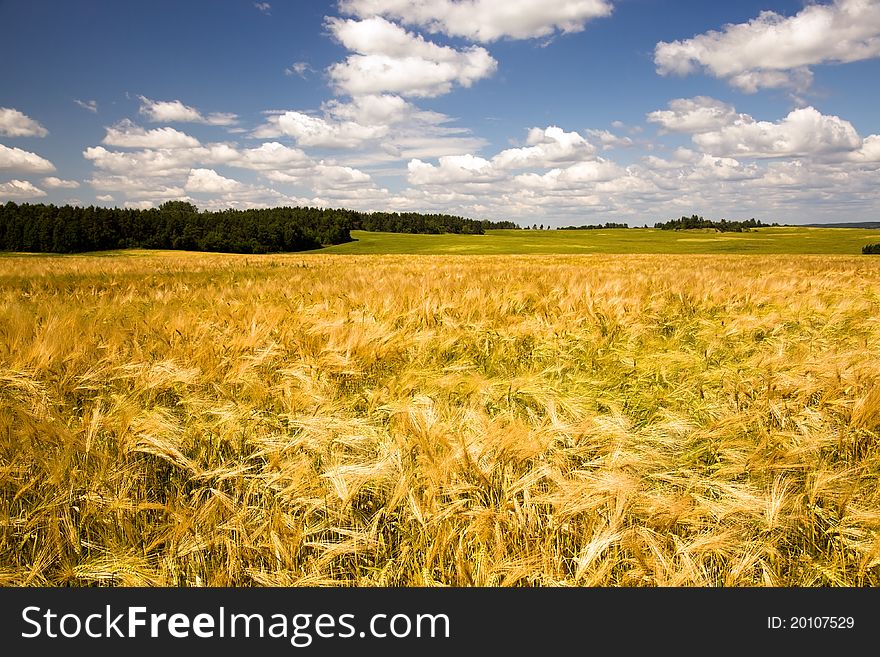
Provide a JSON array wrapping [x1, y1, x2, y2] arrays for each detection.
[[234, 142, 314, 170], [647, 96, 741, 134], [82, 135, 382, 209], [338, 0, 613, 42], [312, 164, 374, 187], [406, 125, 602, 185], [389, 97, 880, 225], [84, 146, 198, 176], [0, 179, 47, 199], [266, 111, 388, 148], [253, 94, 484, 162], [83, 141, 310, 177], [88, 175, 188, 200], [516, 159, 624, 189], [254, 2, 271, 14], [185, 168, 244, 193], [325, 93, 446, 126], [654, 0, 880, 92], [138, 96, 239, 126], [408, 154, 500, 185], [684, 154, 760, 182], [42, 177, 80, 189], [494, 126, 596, 169], [96, 194, 114, 203], [263, 163, 374, 187], [102, 119, 201, 149], [693, 106, 862, 158], [849, 135, 880, 163], [0, 144, 55, 172], [0, 108, 48, 138], [326, 17, 497, 97], [585, 129, 633, 150]]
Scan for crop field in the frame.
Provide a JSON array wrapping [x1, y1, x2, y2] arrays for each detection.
[[2, 246, 880, 586], [321, 227, 880, 255]]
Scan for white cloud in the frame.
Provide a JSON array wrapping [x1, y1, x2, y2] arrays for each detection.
[[96, 194, 115, 203], [685, 154, 760, 181], [726, 68, 814, 95], [269, 111, 388, 148], [84, 146, 196, 176], [0, 108, 48, 138], [585, 129, 633, 150], [594, 174, 657, 194], [850, 135, 880, 163], [234, 142, 313, 170], [338, 0, 613, 42], [124, 200, 156, 210], [262, 163, 374, 188], [285, 62, 314, 77], [0, 144, 55, 172], [312, 164, 373, 187], [188, 186, 307, 212], [390, 104, 878, 224], [88, 175, 187, 200], [0, 179, 47, 199], [325, 93, 444, 126], [138, 96, 238, 126], [406, 131, 621, 193], [408, 154, 500, 185], [254, 2, 271, 14], [42, 177, 80, 189], [646, 97, 741, 134], [83, 141, 310, 177], [655, 0, 880, 92], [253, 95, 484, 162], [493, 126, 596, 169], [74, 99, 98, 113], [326, 17, 497, 97], [516, 159, 624, 189], [185, 168, 244, 193], [102, 119, 201, 149], [693, 106, 862, 158]]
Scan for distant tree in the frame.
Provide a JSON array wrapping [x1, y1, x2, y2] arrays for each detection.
[[654, 214, 772, 232], [863, 243, 880, 254], [558, 222, 629, 230]]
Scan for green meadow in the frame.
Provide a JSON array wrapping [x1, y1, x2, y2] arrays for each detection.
[[318, 227, 880, 255]]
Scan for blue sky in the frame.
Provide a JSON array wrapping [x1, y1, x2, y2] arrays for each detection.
[[1, 0, 879, 225]]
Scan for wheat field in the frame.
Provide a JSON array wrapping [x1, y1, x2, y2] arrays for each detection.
[[1, 251, 879, 586]]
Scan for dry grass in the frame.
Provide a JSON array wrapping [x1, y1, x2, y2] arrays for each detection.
[[1, 251, 880, 586]]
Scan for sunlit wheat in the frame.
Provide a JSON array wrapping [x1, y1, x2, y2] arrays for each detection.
[[1, 251, 879, 586]]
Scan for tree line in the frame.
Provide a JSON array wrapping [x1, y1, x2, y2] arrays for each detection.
[[557, 222, 629, 230], [351, 211, 518, 234], [0, 202, 518, 254], [653, 215, 775, 232]]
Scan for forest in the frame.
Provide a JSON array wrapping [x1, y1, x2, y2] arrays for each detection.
[[0, 201, 517, 254], [351, 211, 518, 234]]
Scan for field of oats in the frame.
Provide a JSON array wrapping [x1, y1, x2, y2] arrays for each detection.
[[2, 250, 880, 586]]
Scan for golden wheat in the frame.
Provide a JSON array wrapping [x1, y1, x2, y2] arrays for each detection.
[[1, 251, 879, 586]]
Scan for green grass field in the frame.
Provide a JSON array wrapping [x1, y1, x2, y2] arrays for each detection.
[[317, 227, 880, 255]]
